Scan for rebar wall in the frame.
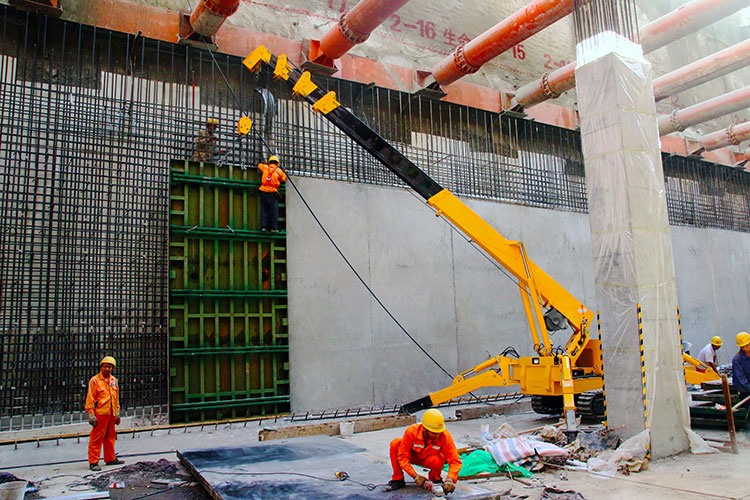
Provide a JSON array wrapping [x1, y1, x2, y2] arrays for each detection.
[[1, 6, 749, 426]]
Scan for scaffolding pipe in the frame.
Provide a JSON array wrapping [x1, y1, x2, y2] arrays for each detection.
[[699, 122, 750, 152], [512, 0, 748, 109], [654, 40, 750, 101], [659, 86, 750, 136], [318, 0, 411, 60], [189, 0, 239, 37], [431, 0, 574, 86]]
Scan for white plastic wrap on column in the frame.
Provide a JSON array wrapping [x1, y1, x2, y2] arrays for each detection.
[[575, 36, 690, 458]]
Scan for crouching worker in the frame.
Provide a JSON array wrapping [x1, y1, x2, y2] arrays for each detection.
[[387, 409, 462, 494]]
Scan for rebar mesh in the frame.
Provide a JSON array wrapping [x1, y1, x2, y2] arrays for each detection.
[[0, 6, 749, 425], [664, 154, 750, 232], [573, 0, 640, 45]]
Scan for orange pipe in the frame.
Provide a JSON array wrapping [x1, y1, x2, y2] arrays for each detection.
[[512, 62, 576, 109], [640, 0, 748, 55], [654, 40, 750, 102], [318, 0, 411, 60], [699, 122, 750, 152], [512, 0, 748, 109], [658, 86, 750, 136], [189, 0, 239, 37], [432, 0, 574, 86]]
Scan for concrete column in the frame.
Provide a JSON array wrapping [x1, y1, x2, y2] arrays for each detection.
[[575, 37, 689, 458]]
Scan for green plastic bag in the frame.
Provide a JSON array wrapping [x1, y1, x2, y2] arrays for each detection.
[[443, 450, 534, 479]]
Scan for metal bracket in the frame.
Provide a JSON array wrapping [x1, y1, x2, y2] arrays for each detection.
[[177, 11, 217, 51], [9, 0, 62, 17]]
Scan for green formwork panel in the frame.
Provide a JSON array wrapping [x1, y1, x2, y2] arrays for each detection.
[[168, 159, 289, 423]]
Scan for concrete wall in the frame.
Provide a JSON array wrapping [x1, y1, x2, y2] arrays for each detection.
[[286, 177, 597, 411], [672, 225, 750, 366], [287, 177, 750, 411]]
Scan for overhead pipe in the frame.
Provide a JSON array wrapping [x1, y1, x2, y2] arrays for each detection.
[[659, 86, 750, 136], [639, 0, 748, 55], [431, 0, 575, 87], [654, 40, 750, 102], [697, 122, 750, 153], [188, 0, 239, 37], [317, 0, 411, 61], [512, 0, 748, 109]]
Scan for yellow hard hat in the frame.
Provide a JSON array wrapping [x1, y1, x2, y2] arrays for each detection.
[[421, 408, 445, 433], [207, 118, 218, 125], [100, 356, 117, 368], [268, 155, 279, 164], [737, 332, 750, 348], [711, 336, 722, 347]]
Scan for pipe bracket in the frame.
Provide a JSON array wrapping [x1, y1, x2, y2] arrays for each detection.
[[541, 72, 560, 99], [727, 124, 741, 146], [670, 109, 685, 132], [203, 0, 239, 17], [338, 11, 370, 45], [453, 43, 480, 76]]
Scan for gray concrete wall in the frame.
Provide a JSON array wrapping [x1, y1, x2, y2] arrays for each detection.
[[286, 177, 597, 411], [287, 177, 750, 411], [672, 225, 750, 366]]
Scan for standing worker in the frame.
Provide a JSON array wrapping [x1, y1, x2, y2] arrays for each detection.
[[258, 155, 286, 232], [193, 118, 219, 161], [697, 336, 722, 372], [733, 332, 750, 409], [387, 409, 462, 494], [86, 356, 123, 471]]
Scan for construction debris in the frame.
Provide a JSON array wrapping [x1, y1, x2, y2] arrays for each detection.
[[540, 487, 587, 500]]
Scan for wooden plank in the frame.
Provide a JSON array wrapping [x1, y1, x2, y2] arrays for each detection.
[[258, 414, 416, 441], [43, 493, 110, 500], [0, 413, 289, 447], [456, 401, 531, 420]]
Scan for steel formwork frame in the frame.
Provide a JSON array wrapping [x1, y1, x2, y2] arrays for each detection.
[[169, 159, 289, 422], [0, 5, 749, 427]]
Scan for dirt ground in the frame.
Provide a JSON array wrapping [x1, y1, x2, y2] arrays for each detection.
[[2, 406, 748, 500]]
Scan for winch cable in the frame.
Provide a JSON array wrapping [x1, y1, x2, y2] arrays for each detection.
[[191, 30, 455, 380]]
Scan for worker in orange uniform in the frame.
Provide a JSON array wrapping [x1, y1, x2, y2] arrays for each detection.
[[387, 409, 462, 494], [86, 356, 123, 471], [258, 154, 286, 232]]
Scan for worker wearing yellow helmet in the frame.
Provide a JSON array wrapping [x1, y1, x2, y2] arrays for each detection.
[[258, 154, 287, 232], [387, 408, 462, 493], [732, 332, 750, 409], [696, 336, 722, 372], [85, 356, 123, 471]]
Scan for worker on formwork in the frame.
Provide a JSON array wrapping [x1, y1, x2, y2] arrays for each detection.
[[258, 155, 286, 232], [193, 117, 219, 161], [732, 332, 750, 409], [387, 409, 462, 494], [85, 356, 123, 471], [697, 336, 722, 372]]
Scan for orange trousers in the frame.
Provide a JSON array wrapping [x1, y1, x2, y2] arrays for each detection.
[[390, 438, 446, 482], [88, 414, 117, 464]]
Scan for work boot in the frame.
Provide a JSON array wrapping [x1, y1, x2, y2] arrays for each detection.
[[386, 479, 405, 491], [89, 463, 101, 472], [105, 458, 125, 466]]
